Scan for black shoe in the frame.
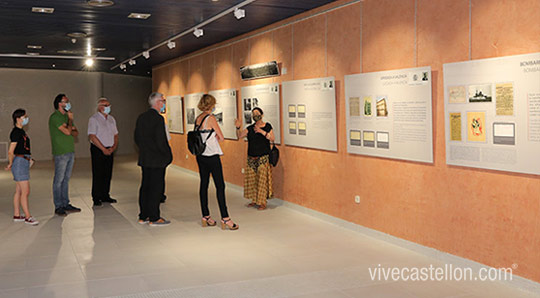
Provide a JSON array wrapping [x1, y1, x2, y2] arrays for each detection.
[[55, 208, 67, 216], [64, 204, 81, 212], [93, 201, 102, 207], [101, 198, 117, 203], [160, 195, 167, 203]]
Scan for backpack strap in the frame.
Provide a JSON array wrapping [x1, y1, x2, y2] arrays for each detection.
[[194, 114, 211, 131], [195, 114, 214, 143]]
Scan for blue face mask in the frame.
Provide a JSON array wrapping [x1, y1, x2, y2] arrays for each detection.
[[22, 117, 29, 126], [103, 106, 111, 114], [160, 104, 166, 113], [64, 102, 71, 111]]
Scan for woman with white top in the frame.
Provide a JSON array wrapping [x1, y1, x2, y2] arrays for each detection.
[[195, 94, 238, 230]]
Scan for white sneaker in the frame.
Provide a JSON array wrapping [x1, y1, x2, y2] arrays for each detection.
[[25, 217, 39, 226]]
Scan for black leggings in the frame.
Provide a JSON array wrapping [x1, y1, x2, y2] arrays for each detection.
[[196, 155, 229, 218]]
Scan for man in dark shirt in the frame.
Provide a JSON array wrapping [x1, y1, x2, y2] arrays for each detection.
[[134, 92, 173, 226]]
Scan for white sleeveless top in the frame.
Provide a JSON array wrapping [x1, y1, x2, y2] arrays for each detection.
[[200, 115, 223, 156]]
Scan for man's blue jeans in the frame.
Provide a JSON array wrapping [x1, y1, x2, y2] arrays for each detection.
[[53, 152, 74, 209]]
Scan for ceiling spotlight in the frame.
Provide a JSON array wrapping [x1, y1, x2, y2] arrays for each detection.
[[93, 47, 106, 52], [234, 8, 245, 20], [119, 64, 126, 70], [167, 40, 176, 49], [27, 45, 42, 49], [26, 52, 40, 56], [142, 51, 150, 59], [128, 59, 136, 66], [193, 28, 204, 38], [87, 0, 115, 7], [85, 58, 94, 67]]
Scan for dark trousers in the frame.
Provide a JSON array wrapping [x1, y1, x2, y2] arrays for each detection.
[[139, 166, 166, 222], [196, 155, 229, 218], [91, 144, 114, 203]]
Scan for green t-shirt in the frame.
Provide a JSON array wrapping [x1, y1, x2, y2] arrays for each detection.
[[49, 110, 75, 156]]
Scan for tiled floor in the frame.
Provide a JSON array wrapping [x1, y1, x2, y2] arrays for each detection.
[[0, 156, 537, 298]]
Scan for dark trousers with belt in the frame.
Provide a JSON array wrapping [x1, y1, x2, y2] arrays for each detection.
[[139, 166, 166, 222], [91, 144, 114, 203], [196, 155, 229, 218]]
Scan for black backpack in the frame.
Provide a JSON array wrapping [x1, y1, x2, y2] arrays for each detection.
[[187, 114, 213, 156]]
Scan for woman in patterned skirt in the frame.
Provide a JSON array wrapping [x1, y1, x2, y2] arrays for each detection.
[[235, 107, 274, 210]]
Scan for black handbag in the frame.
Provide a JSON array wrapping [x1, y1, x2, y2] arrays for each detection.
[[187, 114, 213, 156], [269, 142, 279, 167]]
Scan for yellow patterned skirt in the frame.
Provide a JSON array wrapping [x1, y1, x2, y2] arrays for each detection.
[[244, 155, 273, 206]]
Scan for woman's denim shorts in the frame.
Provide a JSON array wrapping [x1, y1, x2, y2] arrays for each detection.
[[12, 156, 30, 182]]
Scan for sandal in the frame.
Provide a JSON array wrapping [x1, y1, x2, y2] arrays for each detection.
[[221, 218, 239, 230], [201, 216, 217, 227], [247, 202, 257, 208], [257, 205, 267, 211]]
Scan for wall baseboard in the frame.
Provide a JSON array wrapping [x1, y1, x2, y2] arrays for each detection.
[[169, 164, 540, 294]]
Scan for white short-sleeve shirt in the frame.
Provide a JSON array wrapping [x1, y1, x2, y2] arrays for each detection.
[[87, 112, 118, 147]]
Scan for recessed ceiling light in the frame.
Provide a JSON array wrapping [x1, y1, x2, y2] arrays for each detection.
[[92, 47, 107, 52], [27, 45, 42, 49], [57, 50, 77, 54], [128, 13, 151, 19], [32, 7, 54, 14], [85, 58, 95, 67], [26, 52, 40, 56], [87, 0, 115, 7], [67, 32, 88, 38]]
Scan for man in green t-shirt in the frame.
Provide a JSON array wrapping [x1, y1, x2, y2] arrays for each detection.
[[49, 94, 81, 216]]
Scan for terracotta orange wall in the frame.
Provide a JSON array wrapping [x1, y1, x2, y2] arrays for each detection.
[[153, 0, 540, 283]]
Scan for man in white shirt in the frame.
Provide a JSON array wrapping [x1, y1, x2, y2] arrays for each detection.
[[88, 97, 119, 207]]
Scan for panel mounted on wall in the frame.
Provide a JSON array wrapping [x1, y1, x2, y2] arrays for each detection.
[[166, 95, 183, 134], [241, 83, 281, 144], [443, 52, 540, 175], [282, 77, 337, 151], [240, 61, 280, 80], [183, 93, 205, 130], [345, 66, 434, 163], [209, 89, 238, 140]]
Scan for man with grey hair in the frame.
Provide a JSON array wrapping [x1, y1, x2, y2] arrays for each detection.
[[88, 97, 118, 207], [134, 92, 172, 226]]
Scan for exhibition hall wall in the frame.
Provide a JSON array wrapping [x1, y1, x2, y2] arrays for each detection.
[[152, 0, 540, 283], [0, 69, 151, 160]]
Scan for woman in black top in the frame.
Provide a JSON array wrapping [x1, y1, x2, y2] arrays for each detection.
[[5, 109, 38, 225], [235, 107, 275, 210]]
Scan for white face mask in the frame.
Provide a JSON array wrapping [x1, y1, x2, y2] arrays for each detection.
[[103, 106, 111, 114]]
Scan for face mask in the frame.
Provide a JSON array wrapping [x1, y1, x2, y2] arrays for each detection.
[[64, 102, 71, 111], [160, 104, 166, 113], [103, 106, 111, 114], [253, 114, 262, 122], [22, 117, 29, 126]]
